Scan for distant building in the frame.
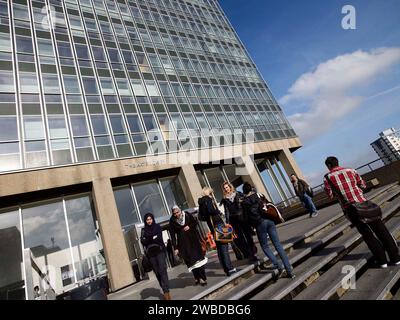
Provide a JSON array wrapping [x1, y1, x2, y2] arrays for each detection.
[[371, 128, 400, 165]]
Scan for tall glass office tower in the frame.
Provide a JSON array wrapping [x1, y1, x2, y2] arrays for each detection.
[[0, 0, 303, 299]]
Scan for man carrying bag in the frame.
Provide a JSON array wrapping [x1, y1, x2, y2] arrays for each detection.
[[323, 156, 400, 268]]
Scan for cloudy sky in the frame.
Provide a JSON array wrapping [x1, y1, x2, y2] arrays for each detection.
[[220, 0, 400, 186]]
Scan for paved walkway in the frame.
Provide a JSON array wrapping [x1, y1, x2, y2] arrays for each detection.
[[108, 186, 395, 300]]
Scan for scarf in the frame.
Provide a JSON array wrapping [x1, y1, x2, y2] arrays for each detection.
[[225, 191, 236, 203], [143, 213, 161, 238], [176, 211, 186, 226]]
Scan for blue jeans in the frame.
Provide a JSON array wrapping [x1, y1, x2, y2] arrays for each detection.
[[216, 242, 234, 275], [301, 193, 317, 215], [256, 219, 293, 274]]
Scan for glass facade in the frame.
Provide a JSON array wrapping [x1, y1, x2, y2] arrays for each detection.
[[0, 0, 296, 174], [114, 174, 188, 264], [0, 194, 106, 300]]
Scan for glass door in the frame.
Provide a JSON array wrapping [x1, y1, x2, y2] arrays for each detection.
[[0, 209, 25, 300]]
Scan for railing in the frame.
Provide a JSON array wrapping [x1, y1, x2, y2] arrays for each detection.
[[275, 152, 399, 209]]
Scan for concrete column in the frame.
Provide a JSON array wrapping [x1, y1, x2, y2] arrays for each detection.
[[178, 164, 203, 208], [277, 148, 305, 180], [92, 178, 134, 291], [235, 155, 269, 196]]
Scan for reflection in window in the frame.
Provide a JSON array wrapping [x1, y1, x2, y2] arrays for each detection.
[[132, 180, 168, 220]]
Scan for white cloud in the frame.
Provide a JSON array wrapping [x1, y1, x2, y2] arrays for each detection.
[[280, 47, 400, 141]]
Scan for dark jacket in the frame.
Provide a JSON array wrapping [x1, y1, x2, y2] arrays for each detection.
[[140, 225, 165, 257], [198, 195, 223, 233], [169, 212, 204, 267], [293, 179, 310, 197], [220, 192, 245, 224], [242, 191, 263, 227]]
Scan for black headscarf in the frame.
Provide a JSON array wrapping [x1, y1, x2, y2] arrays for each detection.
[[143, 212, 161, 238]]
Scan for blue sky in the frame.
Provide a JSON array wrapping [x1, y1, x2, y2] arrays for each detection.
[[220, 0, 400, 186]]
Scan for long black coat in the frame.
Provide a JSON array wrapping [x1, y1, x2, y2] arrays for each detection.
[[169, 212, 204, 268]]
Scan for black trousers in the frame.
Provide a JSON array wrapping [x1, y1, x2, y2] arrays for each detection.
[[192, 265, 206, 281], [149, 251, 170, 293], [346, 208, 400, 264], [230, 216, 257, 260]]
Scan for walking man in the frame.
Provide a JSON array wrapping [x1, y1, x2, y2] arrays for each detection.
[[290, 174, 318, 218], [324, 156, 400, 268]]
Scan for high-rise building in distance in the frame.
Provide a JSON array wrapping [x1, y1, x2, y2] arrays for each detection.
[[371, 128, 400, 165], [0, 0, 303, 299]]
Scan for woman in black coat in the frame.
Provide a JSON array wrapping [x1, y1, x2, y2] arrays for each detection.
[[140, 213, 171, 300], [169, 205, 208, 285]]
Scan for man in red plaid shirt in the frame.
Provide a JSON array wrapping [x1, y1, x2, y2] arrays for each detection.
[[324, 156, 399, 268]]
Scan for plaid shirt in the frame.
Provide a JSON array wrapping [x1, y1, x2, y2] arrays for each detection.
[[324, 166, 367, 208]]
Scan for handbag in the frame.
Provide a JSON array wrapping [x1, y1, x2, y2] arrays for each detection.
[[257, 194, 285, 224], [324, 173, 382, 223], [214, 223, 234, 244], [141, 254, 152, 273]]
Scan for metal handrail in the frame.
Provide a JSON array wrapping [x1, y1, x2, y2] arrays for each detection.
[[275, 152, 399, 208]]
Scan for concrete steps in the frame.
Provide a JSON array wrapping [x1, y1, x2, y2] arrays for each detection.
[[340, 265, 400, 300], [295, 203, 400, 300], [255, 214, 400, 300], [194, 184, 400, 300]]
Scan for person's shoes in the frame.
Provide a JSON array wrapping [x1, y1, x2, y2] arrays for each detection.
[[379, 263, 388, 269], [194, 279, 200, 286], [310, 212, 319, 218], [200, 278, 207, 286], [227, 268, 237, 276], [389, 259, 400, 266], [164, 292, 171, 300], [288, 273, 296, 279]]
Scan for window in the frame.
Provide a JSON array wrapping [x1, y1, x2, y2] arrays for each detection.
[[23, 116, 45, 140], [0, 33, 11, 52], [0, 71, 14, 92], [48, 116, 68, 139], [0, 117, 18, 141], [20, 73, 40, 93], [82, 77, 99, 94], [63, 75, 81, 94], [145, 81, 159, 96], [131, 80, 146, 96], [57, 42, 73, 58], [37, 39, 54, 56], [100, 78, 115, 95], [127, 115, 143, 133], [91, 115, 108, 135], [16, 36, 33, 54], [42, 74, 60, 94], [71, 116, 89, 136], [110, 115, 127, 134], [75, 44, 90, 60], [116, 79, 131, 96], [142, 114, 158, 131]]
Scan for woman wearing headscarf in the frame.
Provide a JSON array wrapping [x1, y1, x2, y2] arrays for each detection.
[[198, 187, 237, 277], [220, 181, 258, 263], [140, 212, 171, 300], [169, 205, 208, 285]]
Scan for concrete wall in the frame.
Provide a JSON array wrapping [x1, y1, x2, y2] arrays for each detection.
[[362, 160, 400, 187]]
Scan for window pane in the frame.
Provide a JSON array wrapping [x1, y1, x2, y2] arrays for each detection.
[[91, 115, 108, 135], [0, 117, 18, 141], [114, 187, 140, 227], [65, 196, 106, 280], [127, 115, 143, 133], [132, 180, 168, 220], [23, 116, 45, 140], [22, 201, 75, 294], [82, 78, 99, 95], [48, 116, 68, 139], [71, 116, 89, 136], [0, 209, 25, 300], [160, 176, 188, 210], [0, 71, 14, 92]]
